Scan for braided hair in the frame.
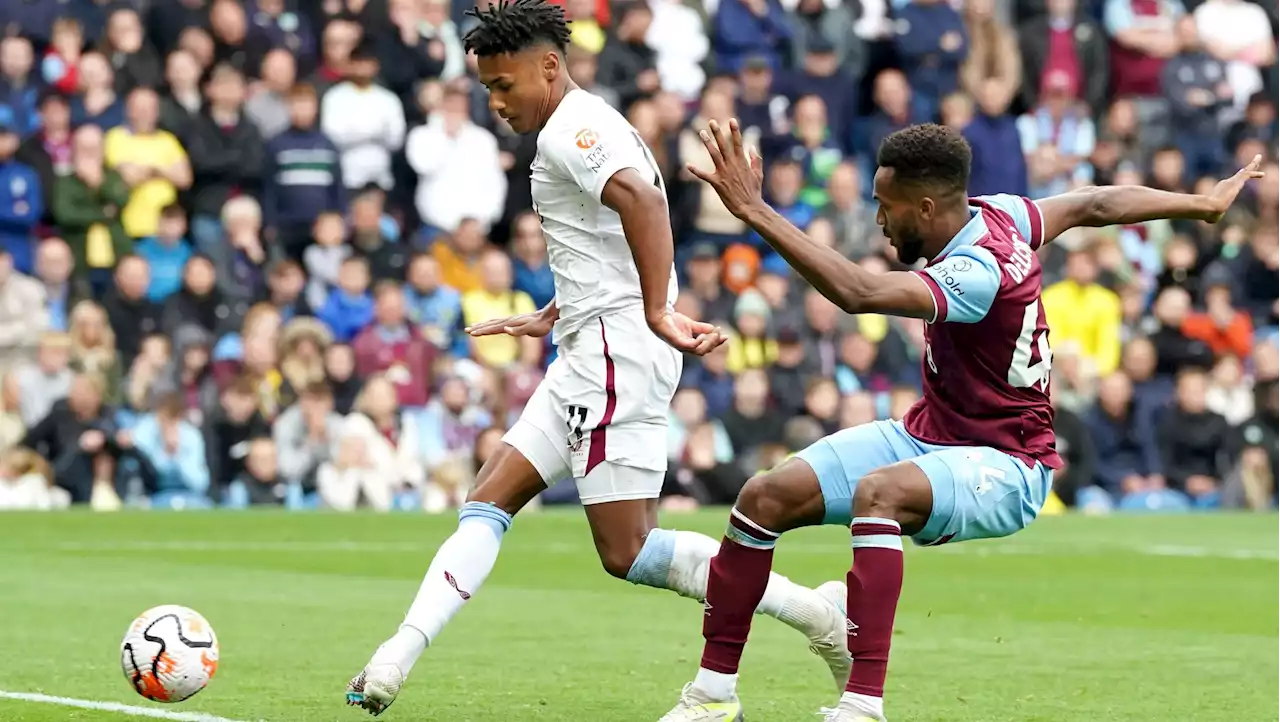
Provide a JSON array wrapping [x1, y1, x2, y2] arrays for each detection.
[[463, 0, 572, 57]]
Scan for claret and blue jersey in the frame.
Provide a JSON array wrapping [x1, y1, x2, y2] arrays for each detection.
[[796, 193, 1061, 545]]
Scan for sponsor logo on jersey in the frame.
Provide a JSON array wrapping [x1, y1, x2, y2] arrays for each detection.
[[584, 144, 610, 172], [574, 128, 599, 150], [929, 260, 966, 297]]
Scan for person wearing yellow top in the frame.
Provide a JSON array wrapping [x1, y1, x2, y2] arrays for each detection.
[[103, 87, 192, 238], [1042, 248, 1122, 375], [430, 218, 487, 294], [461, 249, 539, 369]]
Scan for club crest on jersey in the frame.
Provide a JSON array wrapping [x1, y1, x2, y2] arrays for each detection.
[[574, 128, 599, 150]]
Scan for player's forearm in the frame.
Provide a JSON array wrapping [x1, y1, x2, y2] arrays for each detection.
[[1072, 185, 1220, 226], [739, 204, 874, 313]]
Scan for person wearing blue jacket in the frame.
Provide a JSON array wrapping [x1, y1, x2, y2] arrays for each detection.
[[893, 0, 967, 121], [315, 256, 375, 343], [0, 110, 43, 274], [713, 0, 793, 74], [130, 393, 211, 509], [1086, 372, 1164, 498]]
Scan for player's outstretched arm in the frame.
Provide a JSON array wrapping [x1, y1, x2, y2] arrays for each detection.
[[1036, 155, 1266, 243], [689, 119, 937, 320], [603, 169, 725, 355]]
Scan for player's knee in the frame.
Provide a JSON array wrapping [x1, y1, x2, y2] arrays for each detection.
[[597, 539, 643, 580], [852, 469, 906, 519], [735, 473, 796, 532]]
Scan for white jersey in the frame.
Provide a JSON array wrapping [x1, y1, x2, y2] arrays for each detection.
[[531, 89, 679, 343]]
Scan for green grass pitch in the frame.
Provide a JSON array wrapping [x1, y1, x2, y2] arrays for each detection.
[[0, 511, 1275, 721]]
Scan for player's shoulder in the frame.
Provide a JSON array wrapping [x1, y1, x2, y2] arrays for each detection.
[[539, 91, 632, 154]]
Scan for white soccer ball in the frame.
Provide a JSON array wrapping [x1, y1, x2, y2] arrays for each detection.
[[120, 605, 219, 703]]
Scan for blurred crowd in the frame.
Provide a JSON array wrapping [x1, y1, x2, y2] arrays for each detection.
[[0, 0, 1275, 513]]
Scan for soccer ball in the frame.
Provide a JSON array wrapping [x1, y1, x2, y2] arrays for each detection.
[[120, 605, 219, 703]]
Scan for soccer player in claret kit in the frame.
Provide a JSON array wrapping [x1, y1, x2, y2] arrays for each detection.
[[658, 120, 1265, 722], [345, 1, 852, 715]]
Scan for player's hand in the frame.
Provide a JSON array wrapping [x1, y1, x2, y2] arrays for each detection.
[[649, 311, 726, 356], [1203, 154, 1266, 222], [465, 310, 553, 338], [687, 118, 766, 221]]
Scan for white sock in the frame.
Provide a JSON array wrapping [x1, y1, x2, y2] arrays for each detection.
[[839, 691, 885, 721], [627, 529, 833, 637], [693, 667, 738, 701], [371, 502, 513, 675]]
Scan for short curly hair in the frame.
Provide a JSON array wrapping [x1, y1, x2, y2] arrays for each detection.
[[463, 0, 572, 57], [876, 124, 972, 196]]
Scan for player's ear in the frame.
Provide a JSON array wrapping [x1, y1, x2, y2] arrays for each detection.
[[541, 50, 560, 81], [918, 195, 936, 221]]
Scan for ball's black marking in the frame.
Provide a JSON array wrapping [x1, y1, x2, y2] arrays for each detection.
[[124, 613, 214, 699]]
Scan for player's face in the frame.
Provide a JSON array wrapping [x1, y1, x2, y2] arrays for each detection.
[[476, 47, 560, 135], [872, 167, 929, 264]]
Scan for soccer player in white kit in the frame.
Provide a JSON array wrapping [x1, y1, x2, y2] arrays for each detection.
[[343, 0, 849, 716]]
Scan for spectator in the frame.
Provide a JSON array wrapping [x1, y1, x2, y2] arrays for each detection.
[[1192, 0, 1273, 112], [131, 390, 211, 508], [53, 125, 131, 288], [324, 343, 361, 414], [264, 259, 312, 322], [788, 0, 861, 77], [275, 380, 344, 491], [1163, 18, 1232, 183], [309, 19, 360, 98], [1182, 268, 1254, 360], [380, 0, 448, 115], [353, 282, 434, 408], [0, 112, 41, 273], [1224, 370, 1277, 509], [102, 255, 163, 366], [964, 79, 1029, 197], [321, 41, 405, 192], [895, 0, 967, 121], [17, 91, 74, 220], [317, 256, 375, 344], [21, 371, 121, 506], [0, 447, 68, 510], [403, 253, 463, 356], [406, 86, 506, 235], [43, 18, 84, 96], [16, 332, 74, 428], [646, 0, 709, 101], [462, 249, 539, 370], [0, 247, 49, 373], [1104, 0, 1183, 99], [209, 0, 271, 78], [1157, 366, 1229, 506], [102, 7, 163, 96], [303, 211, 352, 311], [349, 187, 408, 282], [864, 70, 924, 173], [1120, 335, 1173, 431], [961, 0, 1021, 111], [431, 219, 489, 294], [335, 373, 425, 511], [104, 86, 193, 240], [71, 52, 125, 131], [226, 436, 288, 506], [250, 0, 317, 72], [135, 205, 193, 303], [1051, 397, 1097, 507], [1087, 370, 1163, 498], [1018, 0, 1110, 113], [1205, 355, 1252, 425], [566, 48, 621, 109], [712, 0, 792, 74], [1148, 285, 1215, 376], [416, 374, 492, 500], [1043, 247, 1123, 374], [122, 333, 170, 416], [720, 368, 787, 459], [245, 48, 298, 142], [185, 63, 265, 253], [162, 255, 234, 339], [216, 196, 269, 305], [598, 2, 660, 110], [783, 95, 844, 209], [67, 300, 123, 406], [158, 49, 205, 139], [1019, 71, 1096, 199], [0, 37, 40, 138], [679, 88, 751, 249], [727, 289, 778, 373]]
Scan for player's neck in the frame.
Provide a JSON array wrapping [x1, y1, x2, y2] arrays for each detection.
[[538, 78, 580, 130], [923, 205, 971, 261]]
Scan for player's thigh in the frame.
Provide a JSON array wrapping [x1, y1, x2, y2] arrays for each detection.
[[794, 419, 926, 527], [557, 312, 681, 478], [908, 446, 1054, 546], [485, 379, 572, 516]]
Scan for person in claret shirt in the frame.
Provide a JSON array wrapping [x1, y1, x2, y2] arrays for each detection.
[[1103, 0, 1185, 99], [353, 281, 434, 409], [1018, 0, 1110, 113]]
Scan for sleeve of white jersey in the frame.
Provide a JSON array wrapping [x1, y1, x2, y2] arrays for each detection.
[[542, 109, 654, 204]]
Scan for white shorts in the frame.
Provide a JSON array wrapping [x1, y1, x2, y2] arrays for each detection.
[[502, 310, 682, 505]]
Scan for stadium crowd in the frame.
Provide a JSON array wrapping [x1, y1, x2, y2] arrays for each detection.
[[0, 0, 1275, 513]]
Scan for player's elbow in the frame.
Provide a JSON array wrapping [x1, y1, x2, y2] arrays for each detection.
[[1071, 185, 1114, 227]]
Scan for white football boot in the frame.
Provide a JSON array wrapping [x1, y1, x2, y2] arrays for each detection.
[[345, 662, 404, 717], [808, 580, 854, 691], [658, 683, 745, 722]]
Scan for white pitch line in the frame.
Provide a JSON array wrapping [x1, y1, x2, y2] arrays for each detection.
[[0, 691, 259, 722]]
